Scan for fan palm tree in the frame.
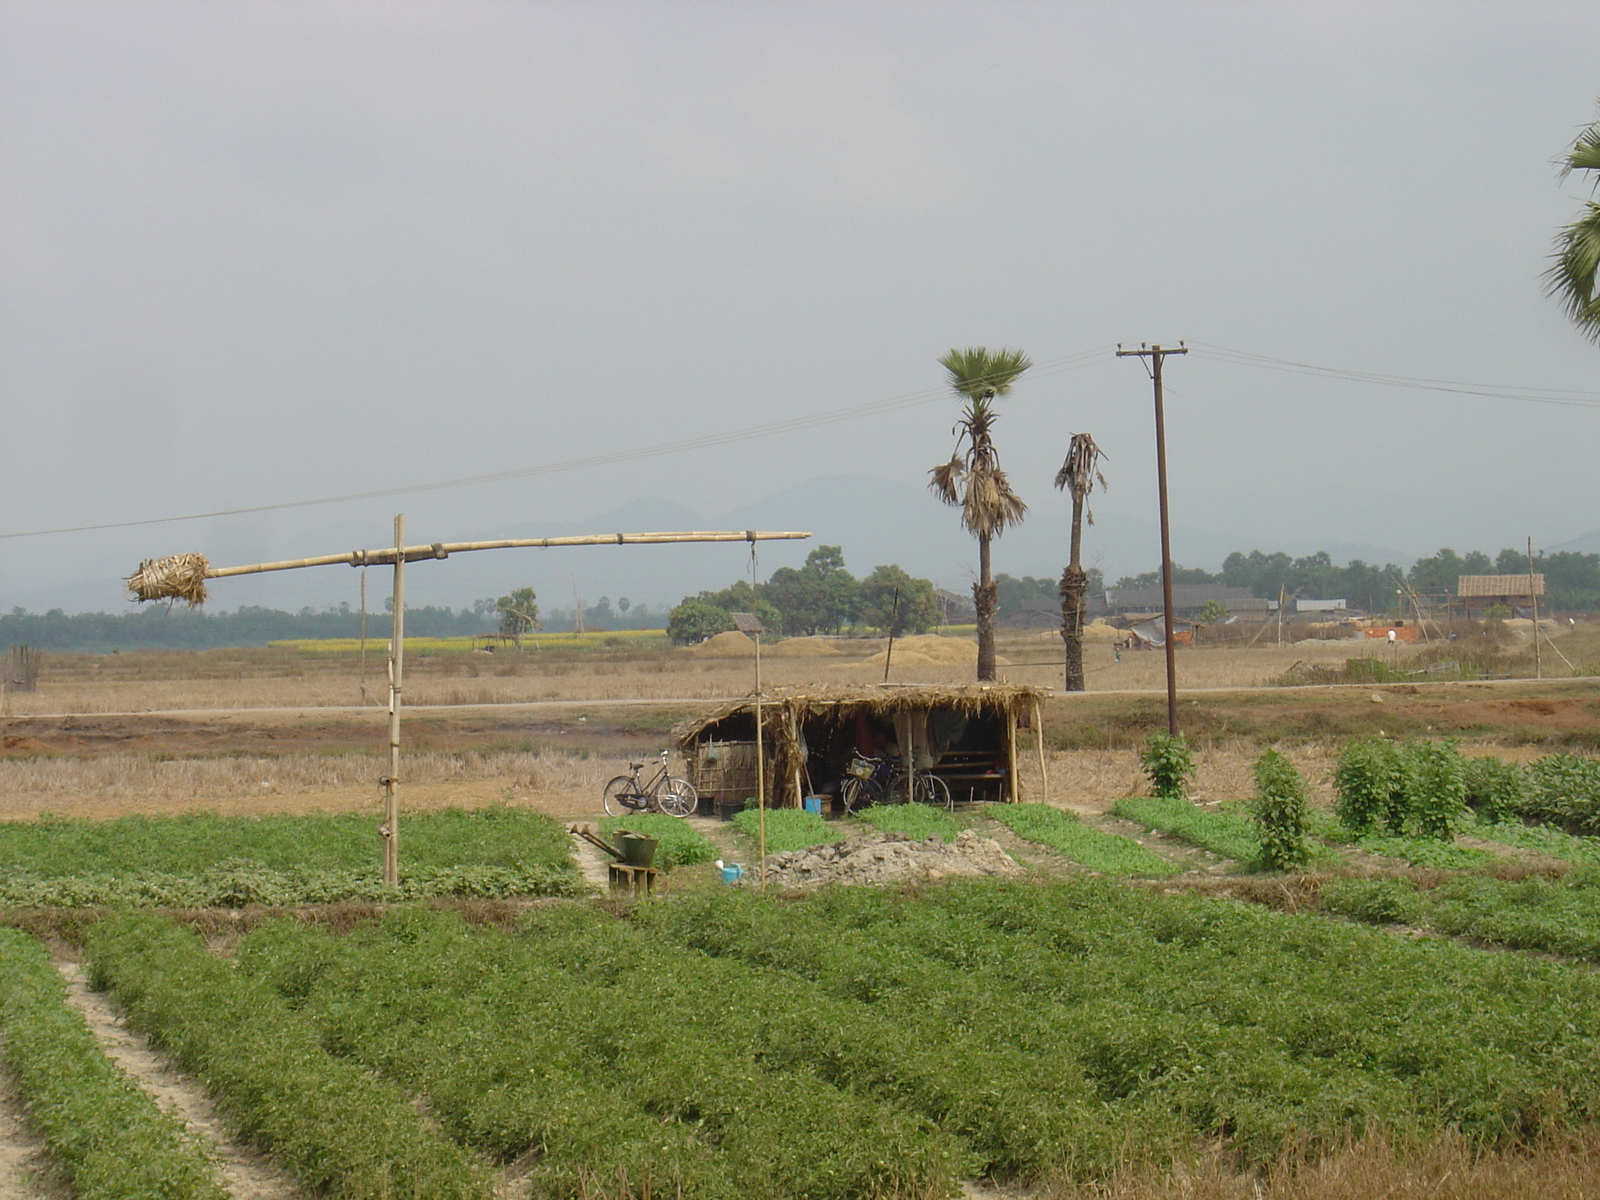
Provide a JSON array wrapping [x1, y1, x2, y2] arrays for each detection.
[[929, 346, 1031, 681], [1054, 433, 1106, 692], [1548, 106, 1600, 344]]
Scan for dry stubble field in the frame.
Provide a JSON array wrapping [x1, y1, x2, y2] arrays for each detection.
[[1, 630, 1596, 825]]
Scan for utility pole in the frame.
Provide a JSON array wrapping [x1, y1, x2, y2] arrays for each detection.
[[1117, 342, 1187, 736], [1528, 536, 1543, 681], [381, 514, 404, 887]]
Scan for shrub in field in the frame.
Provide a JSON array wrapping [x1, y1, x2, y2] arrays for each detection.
[[1523, 754, 1600, 835], [0, 928, 225, 1200], [1250, 751, 1311, 870], [86, 913, 491, 1200], [990, 803, 1177, 877], [1139, 732, 1194, 800], [1463, 755, 1527, 825], [1113, 795, 1261, 864], [1405, 741, 1468, 840], [598, 812, 718, 870], [857, 802, 962, 842], [732, 807, 838, 854], [1333, 738, 1401, 834]]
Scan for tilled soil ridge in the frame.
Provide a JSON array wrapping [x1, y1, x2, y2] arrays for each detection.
[[758, 829, 1025, 889]]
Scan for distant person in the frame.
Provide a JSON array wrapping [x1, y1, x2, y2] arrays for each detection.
[[1387, 629, 1397, 645]]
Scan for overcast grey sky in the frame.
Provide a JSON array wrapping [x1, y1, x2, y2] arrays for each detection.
[[3, 1, 1599, 614]]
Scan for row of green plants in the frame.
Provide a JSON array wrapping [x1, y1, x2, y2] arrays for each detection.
[[0, 862, 584, 909], [855, 802, 963, 842], [85, 913, 492, 1200], [1321, 869, 1600, 960], [988, 803, 1177, 877], [0, 806, 583, 907], [195, 878, 1600, 1195], [0, 928, 225, 1199], [0, 805, 576, 878], [731, 807, 838, 855]]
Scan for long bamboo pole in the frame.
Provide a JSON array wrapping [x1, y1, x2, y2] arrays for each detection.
[[383, 514, 404, 888], [203, 531, 810, 578]]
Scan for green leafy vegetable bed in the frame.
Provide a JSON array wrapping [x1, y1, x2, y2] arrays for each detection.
[[122, 877, 1600, 1197], [0, 927, 225, 1199], [0, 806, 581, 907], [86, 913, 491, 1200], [1322, 869, 1600, 960], [855, 802, 963, 843], [731, 807, 839, 855], [989, 803, 1177, 876], [1113, 795, 1262, 864]]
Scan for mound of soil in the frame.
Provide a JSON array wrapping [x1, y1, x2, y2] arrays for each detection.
[[757, 829, 1024, 890]]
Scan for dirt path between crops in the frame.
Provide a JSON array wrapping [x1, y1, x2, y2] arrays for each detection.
[[0, 1060, 57, 1200], [54, 963, 306, 1200]]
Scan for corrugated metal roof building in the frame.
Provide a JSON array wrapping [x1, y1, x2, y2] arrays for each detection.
[[1456, 574, 1544, 598]]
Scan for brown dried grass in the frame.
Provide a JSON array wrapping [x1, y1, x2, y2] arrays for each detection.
[[1046, 1127, 1600, 1200]]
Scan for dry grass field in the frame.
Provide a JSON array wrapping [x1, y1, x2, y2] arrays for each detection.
[[2, 627, 1597, 825]]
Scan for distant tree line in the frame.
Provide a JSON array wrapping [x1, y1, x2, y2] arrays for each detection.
[[1111, 547, 1600, 613], [0, 604, 495, 652], [667, 546, 941, 644]]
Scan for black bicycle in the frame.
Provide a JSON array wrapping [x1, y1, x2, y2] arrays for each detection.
[[602, 750, 699, 818], [839, 751, 952, 814]]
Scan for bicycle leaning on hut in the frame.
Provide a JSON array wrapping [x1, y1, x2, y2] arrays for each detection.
[[601, 750, 699, 818], [839, 750, 952, 814]]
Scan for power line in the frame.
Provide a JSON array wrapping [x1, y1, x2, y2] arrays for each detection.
[[1190, 343, 1600, 409], [0, 347, 1115, 541]]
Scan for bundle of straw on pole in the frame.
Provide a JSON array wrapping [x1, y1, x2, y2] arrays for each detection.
[[126, 553, 210, 606]]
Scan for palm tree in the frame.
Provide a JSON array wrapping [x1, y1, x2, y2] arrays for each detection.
[[1054, 433, 1106, 692], [1548, 106, 1600, 344], [929, 346, 1031, 681]]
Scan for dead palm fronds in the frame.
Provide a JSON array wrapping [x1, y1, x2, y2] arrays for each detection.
[[930, 346, 1031, 682], [1055, 432, 1107, 693]]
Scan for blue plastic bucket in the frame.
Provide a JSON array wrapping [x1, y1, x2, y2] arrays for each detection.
[[802, 796, 823, 815], [720, 863, 744, 884]]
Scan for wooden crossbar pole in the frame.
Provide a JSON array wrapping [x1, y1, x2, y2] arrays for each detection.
[[203, 531, 811, 577]]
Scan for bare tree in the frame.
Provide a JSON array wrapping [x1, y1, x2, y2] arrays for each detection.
[[1054, 433, 1106, 692]]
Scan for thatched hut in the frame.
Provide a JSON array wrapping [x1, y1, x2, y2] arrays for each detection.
[[673, 684, 1047, 814]]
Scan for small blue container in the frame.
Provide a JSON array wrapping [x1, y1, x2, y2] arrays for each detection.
[[802, 796, 823, 815], [720, 863, 744, 884]]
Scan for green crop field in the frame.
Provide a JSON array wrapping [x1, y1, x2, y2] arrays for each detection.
[[0, 806, 582, 906], [990, 802, 1177, 876], [54, 878, 1600, 1198]]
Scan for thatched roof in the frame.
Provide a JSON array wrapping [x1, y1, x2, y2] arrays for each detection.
[[675, 683, 1046, 746], [1457, 574, 1544, 598]]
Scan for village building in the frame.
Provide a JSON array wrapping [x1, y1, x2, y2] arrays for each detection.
[[1456, 574, 1545, 617]]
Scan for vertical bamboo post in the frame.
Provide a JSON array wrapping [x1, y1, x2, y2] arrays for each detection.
[[754, 629, 765, 888], [1528, 536, 1542, 681], [382, 514, 405, 888], [897, 711, 915, 800], [1005, 709, 1019, 803], [788, 706, 804, 810], [358, 568, 368, 706], [1033, 698, 1049, 802]]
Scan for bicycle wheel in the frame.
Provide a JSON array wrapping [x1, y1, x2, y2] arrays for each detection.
[[653, 777, 698, 818], [883, 771, 914, 805], [602, 776, 642, 817], [841, 775, 883, 815], [918, 774, 953, 811]]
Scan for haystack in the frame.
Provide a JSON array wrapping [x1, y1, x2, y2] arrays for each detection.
[[765, 637, 844, 658], [125, 554, 210, 606], [688, 630, 755, 656]]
